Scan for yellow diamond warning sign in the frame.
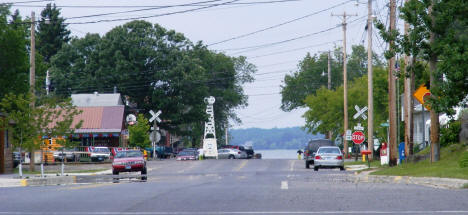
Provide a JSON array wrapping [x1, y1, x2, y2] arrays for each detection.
[[413, 84, 431, 110]]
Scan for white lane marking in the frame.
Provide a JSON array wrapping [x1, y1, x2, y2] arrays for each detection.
[[177, 161, 200, 174], [289, 160, 296, 172], [280, 181, 288, 190], [2, 211, 468, 214]]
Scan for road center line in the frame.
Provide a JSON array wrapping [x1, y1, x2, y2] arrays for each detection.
[[281, 181, 288, 190], [235, 160, 248, 172]]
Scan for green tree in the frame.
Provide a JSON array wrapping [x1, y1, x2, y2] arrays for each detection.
[[0, 5, 29, 100], [280, 45, 381, 111], [303, 67, 388, 141], [36, 3, 70, 63], [376, 0, 468, 162], [129, 114, 151, 149], [0, 93, 81, 175], [50, 20, 255, 145]]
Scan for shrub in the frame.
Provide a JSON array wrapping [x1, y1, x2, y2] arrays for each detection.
[[459, 151, 468, 168], [440, 120, 461, 147]]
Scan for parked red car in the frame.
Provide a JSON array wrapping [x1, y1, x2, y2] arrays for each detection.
[[112, 150, 147, 181]]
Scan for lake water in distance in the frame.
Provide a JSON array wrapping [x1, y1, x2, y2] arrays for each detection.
[[255, 149, 302, 159]]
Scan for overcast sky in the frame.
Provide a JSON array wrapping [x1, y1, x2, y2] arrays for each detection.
[[7, 0, 394, 130]]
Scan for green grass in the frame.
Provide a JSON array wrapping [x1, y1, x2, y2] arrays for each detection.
[[371, 144, 468, 180]]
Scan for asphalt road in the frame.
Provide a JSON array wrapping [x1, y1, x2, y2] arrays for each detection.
[[1, 159, 467, 215]]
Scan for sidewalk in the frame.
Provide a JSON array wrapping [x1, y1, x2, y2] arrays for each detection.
[[352, 169, 468, 189], [0, 164, 112, 188]]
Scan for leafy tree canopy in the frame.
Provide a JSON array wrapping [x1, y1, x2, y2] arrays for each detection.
[[0, 5, 29, 100], [303, 67, 388, 141], [36, 3, 70, 63], [50, 20, 255, 145], [128, 114, 151, 149], [280, 45, 382, 111]]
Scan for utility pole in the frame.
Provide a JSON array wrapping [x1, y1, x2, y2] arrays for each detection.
[[327, 51, 332, 139], [388, 0, 398, 166], [367, 0, 374, 160], [29, 11, 36, 172], [403, 0, 413, 157], [328, 51, 331, 91], [428, 1, 440, 162], [225, 123, 228, 145], [332, 11, 357, 158]]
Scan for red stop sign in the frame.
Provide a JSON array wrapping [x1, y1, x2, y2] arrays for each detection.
[[352, 131, 365, 144]]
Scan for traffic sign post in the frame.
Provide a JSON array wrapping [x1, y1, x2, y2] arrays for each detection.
[[149, 110, 162, 160]]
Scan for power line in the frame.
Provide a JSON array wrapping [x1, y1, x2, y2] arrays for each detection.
[[218, 15, 367, 54], [247, 40, 341, 59], [9, 0, 301, 8], [63, 0, 241, 25], [65, 0, 225, 20], [257, 60, 298, 68], [208, 0, 354, 46], [65, 0, 299, 20]]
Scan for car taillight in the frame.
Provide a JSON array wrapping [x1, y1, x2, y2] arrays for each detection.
[[315, 155, 321, 160], [238, 151, 241, 154], [336, 155, 343, 160]]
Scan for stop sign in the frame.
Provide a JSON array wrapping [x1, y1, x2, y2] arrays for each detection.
[[352, 131, 365, 144]]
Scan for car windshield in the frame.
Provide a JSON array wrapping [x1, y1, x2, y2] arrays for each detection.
[[93, 148, 109, 153], [178, 151, 193, 156], [318, 148, 341, 154], [115, 151, 142, 158]]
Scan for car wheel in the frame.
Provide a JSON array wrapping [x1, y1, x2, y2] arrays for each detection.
[[305, 161, 310, 169], [228, 155, 235, 159], [314, 166, 319, 171], [113, 170, 119, 183], [340, 166, 345, 171], [141, 167, 147, 181]]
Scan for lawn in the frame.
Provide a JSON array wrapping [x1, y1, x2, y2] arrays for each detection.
[[371, 144, 468, 180]]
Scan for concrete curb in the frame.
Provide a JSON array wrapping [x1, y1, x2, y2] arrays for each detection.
[[22, 176, 77, 186], [352, 170, 468, 189]]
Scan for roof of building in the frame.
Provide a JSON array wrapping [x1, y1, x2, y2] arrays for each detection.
[[49, 106, 125, 133], [71, 93, 123, 107]]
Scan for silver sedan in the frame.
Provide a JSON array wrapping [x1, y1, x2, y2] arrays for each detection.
[[217, 148, 247, 159], [313, 146, 345, 171]]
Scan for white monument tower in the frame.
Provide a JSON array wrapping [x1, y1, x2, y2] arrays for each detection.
[[203, 96, 218, 158]]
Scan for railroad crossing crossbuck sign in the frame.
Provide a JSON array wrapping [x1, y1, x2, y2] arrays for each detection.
[[149, 110, 162, 123], [353, 105, 368, 120]]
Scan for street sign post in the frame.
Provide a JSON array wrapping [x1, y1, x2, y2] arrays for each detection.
[[352, 131, 365, 144], [149, 110, 162, 160]]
